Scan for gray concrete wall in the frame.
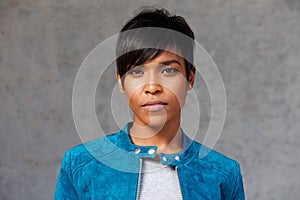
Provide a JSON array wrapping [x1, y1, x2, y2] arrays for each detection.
[[1, 0, 300, 199]]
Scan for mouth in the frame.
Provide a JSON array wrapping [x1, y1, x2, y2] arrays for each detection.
[[142, 100, 167, 112]]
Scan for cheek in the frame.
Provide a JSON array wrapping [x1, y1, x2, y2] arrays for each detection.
[[124, 78, 144, 95], [124, 80, 140, 98], [169, 89, 187, 108], [126, 91, 138, 106], [162, 80, 187, 106], [125, 87, 143, 109]]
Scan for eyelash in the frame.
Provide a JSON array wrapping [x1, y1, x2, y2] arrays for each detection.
[[127, 66, 179, 76], [161, 67, 179, 74], [128, 69, 143, 75]]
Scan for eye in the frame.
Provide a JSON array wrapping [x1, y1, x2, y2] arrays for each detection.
[[127, 69, 143, 76], [161, 67, 179, 74]]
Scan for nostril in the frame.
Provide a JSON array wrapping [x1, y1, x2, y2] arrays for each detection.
[[143, 83, 163, 94], [145, 89, 160, 94]]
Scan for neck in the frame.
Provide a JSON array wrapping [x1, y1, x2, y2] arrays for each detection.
[[129, 118, 183, 155]]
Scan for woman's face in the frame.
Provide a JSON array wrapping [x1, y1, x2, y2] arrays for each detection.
[[117, 51, 194, 129]]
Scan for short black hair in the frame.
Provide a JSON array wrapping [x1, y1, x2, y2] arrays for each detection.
[[116, 7, 195, 83]]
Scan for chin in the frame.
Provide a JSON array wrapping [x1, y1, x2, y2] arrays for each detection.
[[146, 115, 168, 129]]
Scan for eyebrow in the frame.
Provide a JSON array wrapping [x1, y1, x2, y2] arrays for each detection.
[[159, 60, 182, 67], [135, 59, 182, 69]]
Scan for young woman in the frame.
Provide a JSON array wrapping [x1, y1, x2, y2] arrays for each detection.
[[55, 8, 245, 200]]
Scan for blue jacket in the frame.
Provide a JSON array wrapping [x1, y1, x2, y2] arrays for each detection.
[[55, 123, 245, 200]]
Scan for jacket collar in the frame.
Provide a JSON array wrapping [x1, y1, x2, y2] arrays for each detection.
[[114, 122, 195, 166]]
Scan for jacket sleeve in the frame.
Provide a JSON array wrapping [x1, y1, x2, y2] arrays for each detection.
[[230, 161, 245, 200], [54, 150, 79, 200]]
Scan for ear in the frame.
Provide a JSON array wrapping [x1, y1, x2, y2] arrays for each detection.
[[116, 72, 126, 94], [187, 66, 196, 90]]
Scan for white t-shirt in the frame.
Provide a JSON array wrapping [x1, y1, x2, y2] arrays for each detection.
[[138, 159, 183, 200]]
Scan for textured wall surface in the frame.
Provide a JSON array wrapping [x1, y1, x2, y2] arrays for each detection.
[[1, 0, 300, 199]]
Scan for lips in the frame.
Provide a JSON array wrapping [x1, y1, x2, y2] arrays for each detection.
[[142, 100, 167, 112]]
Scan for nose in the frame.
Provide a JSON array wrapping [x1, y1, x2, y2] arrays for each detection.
[[143, 82, 163, 95]]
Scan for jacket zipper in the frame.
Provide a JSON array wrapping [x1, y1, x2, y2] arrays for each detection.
[[175, 166, 184, 200], [135, 158, 142, 200]]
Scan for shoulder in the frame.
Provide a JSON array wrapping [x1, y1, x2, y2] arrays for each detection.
[[61, 132, 121, 172], [189, 140, 241, 178], [188, 141, 244, 198]]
